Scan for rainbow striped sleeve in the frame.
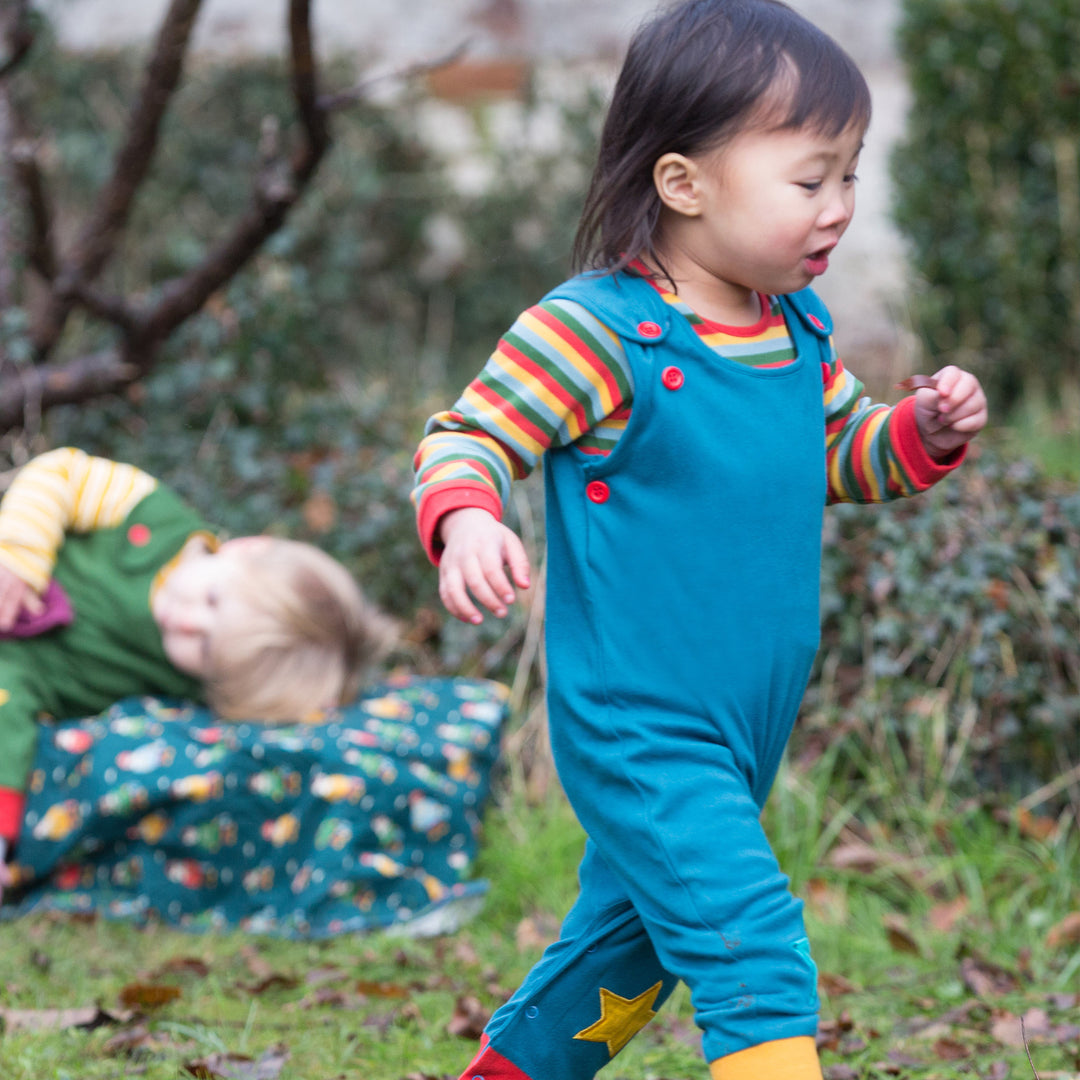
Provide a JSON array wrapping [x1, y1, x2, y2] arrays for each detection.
[[412, 299, 632, 559], [824, 346, 964, 504], [0, 447, 157, 591]]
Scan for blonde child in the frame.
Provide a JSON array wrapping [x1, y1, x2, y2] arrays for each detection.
[[412, 1, 987, 1077], [0, 447, 392, 885]]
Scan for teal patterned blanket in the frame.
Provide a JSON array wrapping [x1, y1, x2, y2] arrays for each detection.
[[3, 675, 509, 938]]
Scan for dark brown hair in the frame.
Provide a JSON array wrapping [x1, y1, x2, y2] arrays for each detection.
[[572, 0, 872, 277]]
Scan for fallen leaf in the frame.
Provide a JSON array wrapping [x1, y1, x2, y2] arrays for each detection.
[[447, 995, 489, 1040], [826, 841, 881, 872], [932, 1036, 971, 1060], [959, 951, 1020, 997], [184, 1043, 289, 1080], [895, 374, 939, 391], [119, 983, 182, 1009], [883, 913, 921, 956], [1017, 807, 1059, 842], [1046, 911, 1080, 950], [355, 979, 410, 999], [156, 957, 211, 979], [515, 913, 559, 953], [0, 1005, 134, 1032], [929, 896, 969, 934], [238, 975, 300, 995], [818, 971, 857, 997]]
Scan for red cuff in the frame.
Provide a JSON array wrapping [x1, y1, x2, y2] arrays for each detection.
[[416, 483, 504, 564], [890, 394, 967, 490], [0, 786, 25, 845]]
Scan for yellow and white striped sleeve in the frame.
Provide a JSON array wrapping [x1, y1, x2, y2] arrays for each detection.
[[0, 447, 157, 592]]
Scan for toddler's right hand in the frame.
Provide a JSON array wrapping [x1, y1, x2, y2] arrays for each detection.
[[437, 508, 531, 624], [0, 564, 43, 632]]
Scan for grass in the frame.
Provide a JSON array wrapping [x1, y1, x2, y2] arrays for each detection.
[[0, 727, 1077, 1080]]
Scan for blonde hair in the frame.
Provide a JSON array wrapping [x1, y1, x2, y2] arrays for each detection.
[[202, 539, 395, 722]]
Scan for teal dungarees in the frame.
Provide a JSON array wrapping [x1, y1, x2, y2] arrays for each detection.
[[462, 270, 832, 1078]]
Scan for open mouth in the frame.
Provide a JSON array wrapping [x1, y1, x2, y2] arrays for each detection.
[[804, 247, 833, 275]]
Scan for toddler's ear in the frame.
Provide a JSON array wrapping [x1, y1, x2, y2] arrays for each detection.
[[653, 153, 703, 217]]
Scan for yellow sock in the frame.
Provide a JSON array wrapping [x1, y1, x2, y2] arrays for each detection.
[[709, 1036, 822, 1080]]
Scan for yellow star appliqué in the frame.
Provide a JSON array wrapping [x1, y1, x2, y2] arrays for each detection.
[[572, 980, 663, 1057]]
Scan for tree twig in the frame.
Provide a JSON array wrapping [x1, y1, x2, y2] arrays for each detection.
[[318, 39, 471, 112], [35, 0, 205, 356], [1021, 1016, 1041, 1080], [0, 0, 33, 82], [0, 349, 139, 431], [134, 0, 330, 350]]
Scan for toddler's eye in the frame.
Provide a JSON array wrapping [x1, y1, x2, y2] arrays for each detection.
[[844, 173, 859, 184], [798, 181, 822, 193]]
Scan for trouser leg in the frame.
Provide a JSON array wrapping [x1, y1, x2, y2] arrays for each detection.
[[459, 839, 680, 1080], [553, 719, 821, 1064]]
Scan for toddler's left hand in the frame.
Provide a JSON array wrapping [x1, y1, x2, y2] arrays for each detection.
[[913, 365, 987, 460]]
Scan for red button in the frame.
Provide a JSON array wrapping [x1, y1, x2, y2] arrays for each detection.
[[808, 314, 825, 331], [637, 321, 662, 338], [661, 365, 684, 390], [586, 480, 610, 504], [127, 523, 151, 546]]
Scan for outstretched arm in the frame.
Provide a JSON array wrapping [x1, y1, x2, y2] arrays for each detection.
[[0, 447, 157, 595]]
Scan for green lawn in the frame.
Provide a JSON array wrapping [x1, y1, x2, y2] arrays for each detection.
[[1, 742, 1077, 1080]]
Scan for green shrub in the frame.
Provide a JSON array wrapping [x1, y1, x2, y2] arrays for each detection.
[[892, 0, 1080, 407], [809, 446, 1080, 803]]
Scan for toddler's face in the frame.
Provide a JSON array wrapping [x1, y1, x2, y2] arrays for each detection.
[[666, 117, 865, 307], [151, 538, 265, 678]]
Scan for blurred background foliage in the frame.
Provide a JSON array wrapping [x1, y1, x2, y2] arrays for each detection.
[[6, 4, 1079, 807], [892, 0, 1080, 427]]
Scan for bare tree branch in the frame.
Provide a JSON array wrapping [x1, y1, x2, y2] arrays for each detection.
[[134, 0, 330, 347], [34, 0, 204, 356], [9, 135, 57, 281], [318, 39, 471, 113], [0, 349, 139, 431], [0, 0, 35, 307], [0, 0, 33, 82]]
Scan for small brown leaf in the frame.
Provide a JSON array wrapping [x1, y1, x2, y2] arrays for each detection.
[[895, 374, 939, 391], [355, 979, 410, 999], [960, 953, 1020, 998], [883, 913, 921, 956], [119, 983, 182, 1009], [827, 841, 881, 872], [447, 994, 489, 1040], [818, 971, 857, 997], [1017, 807, 1059, 842], [156, 956, 211, 979], [932, 1036, 971, 1060], [1045, 911, 1080, 950], [239, 975, 300, 996], [184, 1044, 289, 1080], [0, 1005, 133, 1033], [928, 896, 969, 934], [515, 913, 559, 953]]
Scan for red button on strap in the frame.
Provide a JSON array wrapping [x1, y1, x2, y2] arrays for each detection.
[[637, 321, 662, 338], [586, 480, 610, 504], [127, 523, 151, 547], [661, 365, 684, 390]]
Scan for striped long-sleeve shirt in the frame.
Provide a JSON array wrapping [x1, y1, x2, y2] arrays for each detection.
[[0, 448, 158, 592], [414, 281, 959, 560]]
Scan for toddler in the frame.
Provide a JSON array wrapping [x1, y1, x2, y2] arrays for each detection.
[[0, 446, 392, 886], [413, 2, 987, 1077]]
